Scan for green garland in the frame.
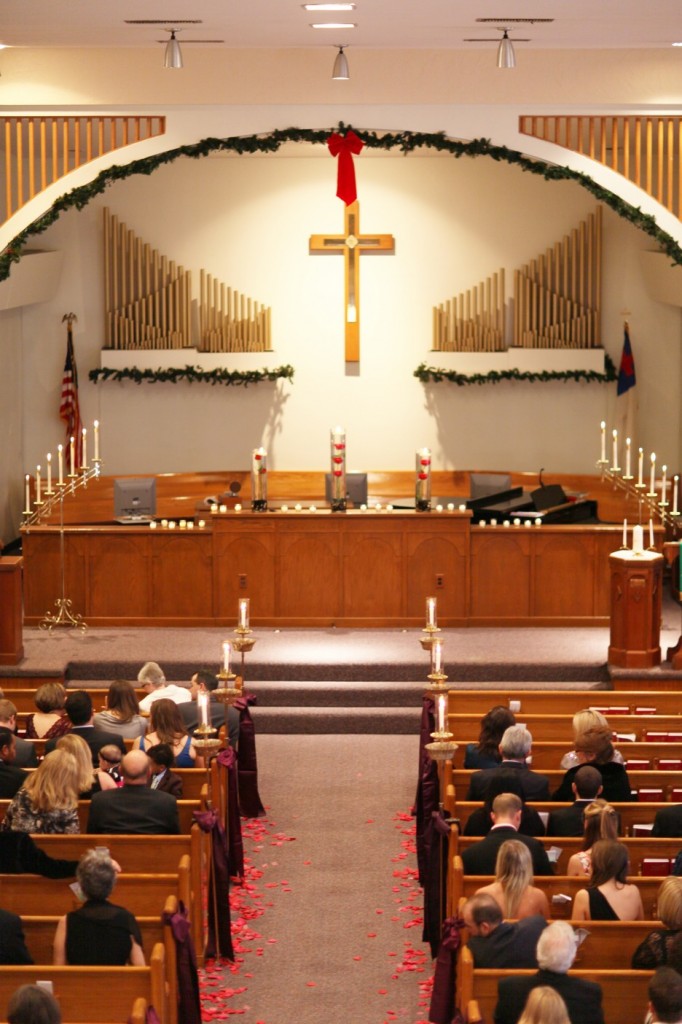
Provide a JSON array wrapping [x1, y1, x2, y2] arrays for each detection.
[[89, 364, 294, 386], [2, 124, 682, 283], [414, 354, 618, 386]]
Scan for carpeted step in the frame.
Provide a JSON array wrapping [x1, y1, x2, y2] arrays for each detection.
[[250, 706, 420, 734]]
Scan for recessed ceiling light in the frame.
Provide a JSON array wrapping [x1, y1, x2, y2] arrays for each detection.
[[303, 4, 355, 10], [311, 22, 357, 29]]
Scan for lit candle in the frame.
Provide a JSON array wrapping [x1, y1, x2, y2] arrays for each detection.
[[622, 518, 627, 547], [46, 453, 52, 493], [600, 421, 606, 461], [624, 437, 632, 478], [650, 453, 657, 495], [69, 436, 75, 476], [238, 598, 250, 630], [674, 476, 679, 516], [649, 518, 655, 549], [637, 448, 644, 487], [661, 465, 668, 504], [611, 429, 619, 471], [222, 641, 232, 674], [93, 420, 100, 461], [35, 465, 42, 503], [24, 474, 30, 514], [437, 694, 446, 733], [198, 692, 208, 728], [57, 444, 64, 486], [431, 639, 443, 675], [633, 524, 644, 554], [81, 427, 87, 468], [425, 596, 437, 629]]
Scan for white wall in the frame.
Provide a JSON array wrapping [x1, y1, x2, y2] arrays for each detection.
[[0, 310, 25, 541], [14, 142, 682, 485]]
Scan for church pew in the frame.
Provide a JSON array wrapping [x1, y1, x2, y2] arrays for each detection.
[[445, 712, 682, 742], [458, 946, 653, 1024], [453, 801, 681, 835], [0, 792, 206, 833], [455, 834, 682, 875], [450, 740, 682, 771], [31, 829, 203, 964], [443, 689, 682, 716], [0, 941, 168, 1024], [449, 770, 682, 803], [450, 856, 663, 918]]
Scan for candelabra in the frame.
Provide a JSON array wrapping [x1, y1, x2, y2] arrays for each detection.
[[193, 722, 222, 797], [597, 433, 680, 536], [213, 661, 243, 747]]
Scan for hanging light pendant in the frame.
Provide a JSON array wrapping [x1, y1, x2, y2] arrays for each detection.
[[164, 29, 183, 69], [332, 45, 349, 80], [496, 29, 516, 69]]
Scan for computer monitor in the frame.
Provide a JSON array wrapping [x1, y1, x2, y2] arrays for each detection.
[[324, 472, 368, 507], [114, 478, 157, 521]]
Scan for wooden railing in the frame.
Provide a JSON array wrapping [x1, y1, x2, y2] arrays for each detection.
[[520, 115, 682, 219], [1, 115, 165, 226]]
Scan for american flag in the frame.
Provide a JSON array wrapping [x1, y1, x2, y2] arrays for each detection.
[[59, 321, 83, 465]]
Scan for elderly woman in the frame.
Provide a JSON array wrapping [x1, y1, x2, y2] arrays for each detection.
[[0, 749, 81, 834], [53, 849, 144, 965], [551, 726, 635, 803], [573, 839, 644, 921], [474, 839, 550, 920], [632, 876, 682, 968], [24, 683, 71, 740]]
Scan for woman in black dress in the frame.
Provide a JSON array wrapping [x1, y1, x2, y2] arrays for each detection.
[[53, 849, 144, 965], [632, 876, 682, 968]]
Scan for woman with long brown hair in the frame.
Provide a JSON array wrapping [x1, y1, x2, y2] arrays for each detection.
[[93, 680, 146, 739], [573, 839, 644, 920], [133, 698, 203, 767]]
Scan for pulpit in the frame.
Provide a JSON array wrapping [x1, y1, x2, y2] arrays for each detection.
[[0, 557, 24, 664], [608, 550, 663, 669]]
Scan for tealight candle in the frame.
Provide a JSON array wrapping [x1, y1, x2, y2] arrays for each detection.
[[198, 519, 206, 529], [534, 519, 541, 527], [447, 503, 455, 512], [479, 520, 486, 527], [168, 521, 176, 530], [187, 521, 194, 530], [282, 505, 289, 512], [360, 504, 367, 512], [458, 504, 467, 512], [234, 503, 242, 512], [310, 505, 317, 512], [149, 521, 157, 529], [161, 519, 169, 528], [210, 505, 218, 514], [375, 503, 382, 511], [513, 518, 521, 526], [524, 520, 532, 528], [387, 504, 393, 512], [295, 504, 302, 511], [490, 518, 498, 526], [179, 520, 187, 529], [219, 504, 227, 513], [436, 504, 443, 512], [503, 520, 510, 527]]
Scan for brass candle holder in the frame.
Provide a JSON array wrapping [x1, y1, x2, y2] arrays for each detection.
[[232, 628, 257, 684], [193, 722, 222, 804], [214, 670, 242, 746], [420, 624, 441, 651], [427, 670, 449, 694]]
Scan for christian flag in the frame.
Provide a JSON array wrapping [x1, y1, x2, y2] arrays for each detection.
[[615, 323, 637, 447], [59, 321, 83, 465]]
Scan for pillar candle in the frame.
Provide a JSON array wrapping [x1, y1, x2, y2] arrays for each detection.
[[661, 465, 668, 504], [600, 421, 606, 461], [222, 640, 232, 674], [35, 465, 41, 503], [93, 420, 100, 461], [437, 694, 446, 733], [637, 448, 644, 487], [650, 453, 657, 494], [46, 453, 52, 493], [69, 436, 75, 476], [81, 427, 87, 468], [57, 444, 64, 486], [431, 639, 443, 675], [24, 474, 30, 514], [633, 524, 644, 554], [238, 598, 250, 630], [625, 437, 631, 478], [674, 476, 679, 516], [611, 429, 619, 470], [425, 596, 437, 629], [622, 518, 627, 547]]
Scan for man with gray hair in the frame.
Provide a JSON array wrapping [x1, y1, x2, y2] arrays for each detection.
[[467, 724, 551, 802], [494, 920, 604, 1024], [137, 661, 191, 713]]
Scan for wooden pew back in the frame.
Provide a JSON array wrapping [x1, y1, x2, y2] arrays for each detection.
[[446, 712, 682, 742], [0, 794, 205, 833], [456, 834, 682, 875], [453, 800, 682, 835], [445, 690, 682, 716], [451, 740, 682, 771], [450, 770, 682, 803]]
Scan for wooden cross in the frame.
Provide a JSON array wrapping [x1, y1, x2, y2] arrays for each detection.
[[309, 200, 395, 363]]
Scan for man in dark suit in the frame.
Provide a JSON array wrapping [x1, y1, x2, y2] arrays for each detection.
[[466, 725, 550, 802], [0, 728, 28, 799], [179, 669, 240, 750], [87, 750, 180, 835], [462, 893, 547, 968], [0, 700, 38, 768], [0, 907, 33, 964], [651, 802, 682, 837], [494, 920, 604, 1024], [546, 765, 603, 837], [45, 691, 126, 767], [461, 793, 554, 875]]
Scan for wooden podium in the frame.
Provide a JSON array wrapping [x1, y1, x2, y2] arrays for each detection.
[[608, 550, 663, 669], [0, 556, 24, 665]]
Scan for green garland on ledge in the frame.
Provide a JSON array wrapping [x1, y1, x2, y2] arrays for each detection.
[[89, 364, 295, 386], [414, 354, 617, 387], [2, 124, 682, 283]]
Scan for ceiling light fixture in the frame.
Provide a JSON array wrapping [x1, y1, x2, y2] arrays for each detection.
[[332, 45, 350, 80], [303, 3, 355, 10], [164, 28, 183, 69], [311, 22, 356, 29], [497, 28, 516, 69]]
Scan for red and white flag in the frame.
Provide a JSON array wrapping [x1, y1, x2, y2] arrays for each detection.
[[59, 320, 83, 465]]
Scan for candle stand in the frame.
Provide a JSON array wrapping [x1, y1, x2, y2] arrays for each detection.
[[598, 461, 681, 536], [192, 723, 225, 959], [232, 628, 257, 684], [214, 668, 243, 746], [420, 623, 441, 652]]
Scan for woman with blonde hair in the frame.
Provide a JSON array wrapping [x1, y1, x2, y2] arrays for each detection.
[[566, 799, 619, 876], [94, 680, 146, 740], [474, 839, 550, 919], [56, 734, 116, 798], [632, 876, 682, 968], [560, 708, 624, 769], [573, 839, 644, 921], [517, 987, 570, 1024], [24, 683, 71, 740], [0, 750, 81, 834], [133, 698, 203, 768]]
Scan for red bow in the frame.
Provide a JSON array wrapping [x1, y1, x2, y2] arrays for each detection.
[[327, 130, 364, 205]]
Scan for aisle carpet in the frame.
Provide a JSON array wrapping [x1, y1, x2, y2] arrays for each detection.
[[206, 733, 428, 1024]]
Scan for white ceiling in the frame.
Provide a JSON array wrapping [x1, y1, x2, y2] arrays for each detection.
[[2, 0, 682, 52]]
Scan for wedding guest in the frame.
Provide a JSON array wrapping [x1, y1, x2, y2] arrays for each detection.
[[0, 701, 38, 768], [464, 768, 546, 838], [24, 682, 71, 740], [464, 706, 517, 770], [517, 987, 571, 1024], [133, 698, 202, 768], [565, 799, 619, 876], [45, 691, 125, 767], [94, 679, 146, 740], [573, 839, 644, 921], [147, 743, 183, 798], [137, 662, 191, 712], [7, 984, 62, 1024], [560, 709, 624, 770], [1, 749, 81, 834], [475, 839, 550, 920], [0, 728, 28, 799], [632, 877, 682, 969], [56, 733, 116, 798], [551, 728, 635, 803]]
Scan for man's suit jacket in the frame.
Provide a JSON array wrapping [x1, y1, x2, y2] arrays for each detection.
[[652, 803, 682, 837], [546, 800, 593, 837], [46, 725, 126, 767], [0, 762, 28, 799], [179, 699, 240, 750], [152, 769, 184, 799], [11, 737, 38, 769], [461, 825, 554, 876], [494, 968, 604, 1024], [467, 761, 551, 802], [0, 908, 33, 965], [86, 785, 180, 835], [469, 915, 548, 968]]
